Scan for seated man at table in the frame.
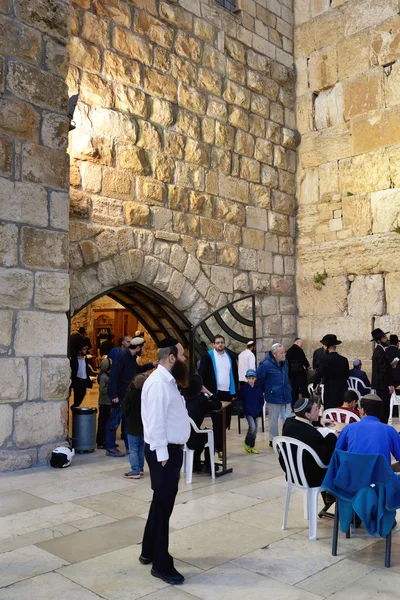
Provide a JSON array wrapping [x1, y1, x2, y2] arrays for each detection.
[[279, 398, 337, 488], [336, 394, 400, 470], [182, 374, 222, 473]]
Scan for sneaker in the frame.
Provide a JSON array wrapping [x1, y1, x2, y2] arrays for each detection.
[[124, 471, 141, 479], [244, 442, 251, 454], [250, 447, 260, 454], [106, 448, 126, 457]]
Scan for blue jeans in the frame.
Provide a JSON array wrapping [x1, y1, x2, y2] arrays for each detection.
[[128, 434, 144, 475], [245, 415, 258, 448], [105, 406, 128, 451]]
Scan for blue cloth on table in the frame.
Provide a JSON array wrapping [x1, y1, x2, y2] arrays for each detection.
[[322, 450, 400, 538]]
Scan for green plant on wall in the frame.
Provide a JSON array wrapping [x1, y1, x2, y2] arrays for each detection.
[[392, 225, 400, 234], [313, 269, 328, 290]]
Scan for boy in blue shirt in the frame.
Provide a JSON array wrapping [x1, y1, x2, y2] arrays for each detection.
[[239, 370, 265, 454]]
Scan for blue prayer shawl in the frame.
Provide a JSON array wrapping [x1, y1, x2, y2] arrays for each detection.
[[208, 349, 236, 395]]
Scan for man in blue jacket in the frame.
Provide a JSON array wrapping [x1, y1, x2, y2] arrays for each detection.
[[257, 343, 292, 447]]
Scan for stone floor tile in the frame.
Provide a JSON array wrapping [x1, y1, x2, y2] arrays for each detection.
[[58, 545, 202, 600], [23, 474, 134, 503], [0, 490, 53, 518], [0, 571, 104, 599], [36, 515, 147, 563], [138, 587, 199, 599], [348, 538, 400, 570], [230, 478, 292, 501], [327, 568, 400, 599], [184, 563, 323, 600], [0, 503, 99, 541], [75, 491, 150, 519], [228, 495, 306, 534], [296, 559, 375, 597], [231, 535, 342, 585], [169, 515, 280, 569], [68, 514, 118, 530], [0, 545, 68, 588]]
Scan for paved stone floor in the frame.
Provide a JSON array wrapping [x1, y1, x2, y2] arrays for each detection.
[[2, 412, 400, 599]]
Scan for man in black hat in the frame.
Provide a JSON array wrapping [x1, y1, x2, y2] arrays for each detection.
[[140, 337, 190, 585], [286, 337, 310, 409], [313, 334, 349, 410], [385, 334, 400, 388], [371, 329, 394, 423], [69, 326, 92, 358], [106, 337, 157, 457]]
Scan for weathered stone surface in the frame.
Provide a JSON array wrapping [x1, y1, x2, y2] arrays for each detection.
[[113, 26, 152, 64], [14, 401, 66, 448], [22, 142, 68, 189], [0, 310, 13, 347], [14, 311, 68, 356], [115, 86, 148, 117], [0, 223, 17, 267], [219, 174, 249, 204], [216, 243, 238, 267], [134, 10, 173, 49], [371, 188, 400, 234], [215, 121, 235, 150], [93, 0, 131, 26], [21, 228, 68, 270], [347, 274, 384, 316], [0, 404, 12, 445], [0, 96, 39, 143], [34, 272, 69, 312], [41, 111, 69, 151], [0, 359, 27, 403], [173, 212, 199, 236], [178, 83, 206, 114], [339, 149, 390, 196], [386, 272, 400, 314], [7, 60, 67, 112], [137, 177, 166, 204], [41, 358, 70, 400], [352, 105, 400, 155], [151, 97, 174, 127], [175, 30, 201, 62], [342, 193, 372, 237], [176, 162, 204, 191], [14, 0, 68, 41], [144, 67, 177, 102], [0, 450, 37, 472], [1, 136, 13, 175], [299, 126, 352, 169], [0, 267, 33, 309]]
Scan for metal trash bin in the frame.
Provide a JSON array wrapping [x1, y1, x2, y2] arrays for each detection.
[[71, 407, 97, 453]]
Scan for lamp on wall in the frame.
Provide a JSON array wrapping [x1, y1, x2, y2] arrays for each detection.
[[68, 94, 79, 131]]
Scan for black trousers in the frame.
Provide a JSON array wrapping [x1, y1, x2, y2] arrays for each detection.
[[211, 391, 233, 453], [290, 375, 309, 409], [142, 444, 183, 574], [72, 379, 87, 407], [377, 388, 390, 424], [96, 405, 111, 446]]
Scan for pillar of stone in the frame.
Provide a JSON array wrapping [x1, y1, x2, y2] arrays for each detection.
[[0, 0, 71, 470]]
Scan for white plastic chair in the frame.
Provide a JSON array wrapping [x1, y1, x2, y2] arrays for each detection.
[[347, 377, 369, 407], [389, 391, 400, 425], [273, 436, 329, 540], [182, 418, 215, 484], [308, 383, 324, 404], [322, 408, 360, 424]]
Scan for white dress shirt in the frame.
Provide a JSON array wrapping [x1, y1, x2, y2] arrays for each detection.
[[213, 349, 231, 391], [141, 364, 190, 462], [238, 348, 256, 382], [76, 357, 87, 379]]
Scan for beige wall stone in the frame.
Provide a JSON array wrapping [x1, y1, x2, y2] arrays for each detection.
[[0, 359, 27, 403], [14, 401, 67, 448]]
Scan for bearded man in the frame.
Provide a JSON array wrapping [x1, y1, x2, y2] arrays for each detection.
[[139, 337, 190, 586]]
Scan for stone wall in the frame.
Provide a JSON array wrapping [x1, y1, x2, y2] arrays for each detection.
[[68, 0, 297, 362], [0, 0, 71, 469], [295, 0, 400, 370]]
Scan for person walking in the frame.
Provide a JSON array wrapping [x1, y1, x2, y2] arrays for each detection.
[[313, 334, 349, 410], [106, 337, 156, 457], [238, 341, 256, 386], [239, 369, 264, 454], [257, 343, 292, 447], [198, 334, 239, 457], [371, 328, 394, 424], [96, 357, 111, 449], [140, 337, 190, 585], [70, 342, 92, 408], [286, 337, 310, 409], [122, 373, 146, 479]]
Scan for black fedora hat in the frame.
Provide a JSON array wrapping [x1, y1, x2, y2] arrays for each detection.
[[320, 334, 342, 347], [181, 374, 203, 400], [371, 328, 389, 342]]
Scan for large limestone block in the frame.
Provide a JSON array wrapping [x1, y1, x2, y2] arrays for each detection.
[[344, 0, 398, 38], [385, 61, 400, 108], [343, 69, 384, 121], [308, 46, 337, 93], [339, 149, 390, 196], [0, 359, 27, 403], [318, 162, 338, 199], [0, 268, 33, 309], [314, 84, 344, 130], [34, 272, 69, 311], [337, 31, 370, 80], [371, 188, 400, 233], [0, 223, 18, 267], [14, 401, 67, 448], [211, 265, 233, 293], [371, 16, 400, 66], [0, 310, 13, 347], [14, 311, 68, 356], [351, 105, 400, 155], [41, 358, 71, 400], [385, 272, 400, 314], [21, 228, 68, 270], [348, 274, 384, 316], [22, 142, 68, 189], [297, 167, 319, 206], [0, 179, 48, 226], [0, 404, 12, 445], [297, 276, 348, 317], [299, 126, 352, 169], [0, 449, 37, 472], [297, 233, 400, 278], [342, 193, 372, 237]]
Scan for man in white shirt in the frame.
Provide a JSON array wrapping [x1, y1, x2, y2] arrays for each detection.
[[140, 337, 190, 586], [238, 341, 256, 386], [198, 334, 239, 455]]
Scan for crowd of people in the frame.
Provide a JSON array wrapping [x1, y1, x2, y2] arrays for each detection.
[[67, 324, 400, 584]]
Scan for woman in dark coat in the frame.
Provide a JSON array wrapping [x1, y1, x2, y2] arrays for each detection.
[[313, 334, 349, 410]]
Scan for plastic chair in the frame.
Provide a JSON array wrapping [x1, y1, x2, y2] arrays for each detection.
[[273, 436, 329, 540], [182, 418, 215, 484], [308, 383, 324, 404], [389, 391, 400, 425], [347, 377, 368, 408], [322, 408, 360, 424]]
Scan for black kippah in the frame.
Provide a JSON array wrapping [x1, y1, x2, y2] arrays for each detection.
[[158, 337, 178, 349]]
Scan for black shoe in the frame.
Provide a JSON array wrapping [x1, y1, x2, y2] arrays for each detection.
[[139, 555, 152, 565], [269, 441, 273, 448], [151, 567, 184, 585]]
